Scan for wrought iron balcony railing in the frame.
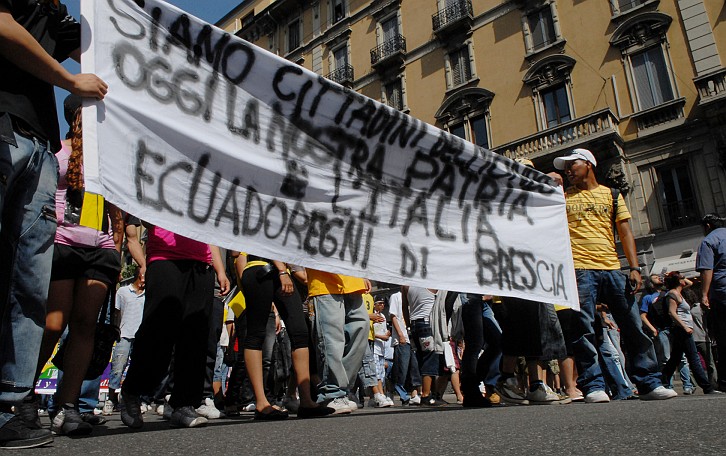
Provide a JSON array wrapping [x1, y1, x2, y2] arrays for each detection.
[[432, 0, 473, 32], [370, 34, 406, 66], [327, 64, 354, 85]]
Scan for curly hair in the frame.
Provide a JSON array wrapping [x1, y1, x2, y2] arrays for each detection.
[[66, 109, 84, 192]]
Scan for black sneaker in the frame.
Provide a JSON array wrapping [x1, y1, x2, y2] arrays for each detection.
[[14, 394, 42, 429], [421, 396, 448, 407], [462, 394, 493, 408], [0, 416, 53, 449], [50, 404, 93, 436], [80, 413, 107, 425], [119, 390, 144, 429], [170, 406, 208, 428]]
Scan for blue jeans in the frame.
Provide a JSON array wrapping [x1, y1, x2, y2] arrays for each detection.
[[573, 270, 662, 395], [598, 325, 634, 400], [0, 133, 58, 427], [663, 327, 712, 392], [392, 343, 421, 401], [108, 337, 134, 390], [312, 293, 369, 403], [655, 329, 694, 391], [357, 343, 378, 389]]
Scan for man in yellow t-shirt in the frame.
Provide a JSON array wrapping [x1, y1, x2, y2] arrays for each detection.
[[552, 148, 674, 402], [307, 270, 371, 414]]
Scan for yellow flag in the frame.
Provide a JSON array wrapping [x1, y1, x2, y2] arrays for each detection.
[[228, 291, 247, 317], [79, 192, 105, 230]]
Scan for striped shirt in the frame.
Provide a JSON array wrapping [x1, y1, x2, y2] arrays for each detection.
[[565, 185, 630, 270]]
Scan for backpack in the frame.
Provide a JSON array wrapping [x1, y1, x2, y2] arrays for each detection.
[[646, 291, 671, 330]]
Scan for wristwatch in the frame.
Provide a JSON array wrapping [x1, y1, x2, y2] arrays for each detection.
[[629, 266, 642, 273]]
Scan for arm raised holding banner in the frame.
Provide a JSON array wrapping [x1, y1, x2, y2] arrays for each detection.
[[0, 5, 107, 99]]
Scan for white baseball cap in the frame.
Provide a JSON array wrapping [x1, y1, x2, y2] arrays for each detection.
[[553, 148, 597, 170]]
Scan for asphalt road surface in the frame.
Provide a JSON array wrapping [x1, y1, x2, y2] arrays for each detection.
[[24, 392, 726, 455]]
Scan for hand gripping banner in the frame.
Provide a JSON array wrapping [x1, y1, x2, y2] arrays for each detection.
[[81, 0, 579, 308]]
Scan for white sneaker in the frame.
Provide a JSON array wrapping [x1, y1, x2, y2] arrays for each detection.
[[344, 397, 358, 411], [196, 398, 221, 419], [326, 397, 352, 415], [584, 390, 610, 403], [639, 386, 678, 401], [373, 393, 391, 408], [385, 396, 395, 407], [409, 395, 421, 405], [155, 404, 164, 416], [242, 403, 256, 412], [102, 401, 114, 416], [527, 383, 559, 404], [140, 402, 151, 414]]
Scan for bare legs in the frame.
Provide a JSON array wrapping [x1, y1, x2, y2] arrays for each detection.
[[245, 346, 319, 412], [36, 278, 108, 405]]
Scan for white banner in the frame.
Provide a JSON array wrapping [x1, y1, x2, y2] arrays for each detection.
[[81, 0, 578, 308]]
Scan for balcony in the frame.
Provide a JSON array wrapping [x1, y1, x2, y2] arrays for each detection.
[[631, 98, 685, 135], [432, 0, 473, 39], [694, 68, 726, 108], [370, 34, 406, 69], [493, 108, 621, 161], [327, 64, 355, 86]]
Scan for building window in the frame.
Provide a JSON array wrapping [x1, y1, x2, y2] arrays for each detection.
[[449, 46, 473, 87], [523, 55, 577, 130], [435, 88, 494, 149], [657, 162, 699, 229], [287, 17, 301, 52], [527, 8, 556, 51], [522, 2, 562, 56], [240, 12, 255, 30], [449, 113, 489, 149], [610, 13, 679, 116], [541, 84, 572, 128], [384, 79, 404, 111], [334, 46, 348, 70], [381, 16, 399, 43], [331, 0, 345, 24], [618, 0, 649, 14], [631, 46, 675, 110]]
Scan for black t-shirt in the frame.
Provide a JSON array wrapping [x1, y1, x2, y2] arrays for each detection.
[[0, 0, 80, 152]]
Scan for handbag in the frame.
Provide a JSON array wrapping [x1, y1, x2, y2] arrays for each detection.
[[53, 288, 120, 380]]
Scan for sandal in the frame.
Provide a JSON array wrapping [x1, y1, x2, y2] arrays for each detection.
[[297, 405, 335, 419], [253, 407, 289, 421]]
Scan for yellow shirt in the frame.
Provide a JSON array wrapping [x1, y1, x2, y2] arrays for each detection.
[[565, 185, 630, 270], [363, 293, 375, 341], [306, 270, 367, 297]]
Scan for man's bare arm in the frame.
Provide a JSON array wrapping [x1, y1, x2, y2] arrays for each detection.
[[0, 7, 107, 98]]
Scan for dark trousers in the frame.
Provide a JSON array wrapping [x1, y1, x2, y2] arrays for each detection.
[[460, 295, 502, 396], [711, 301, 726, 390], [241, 265, 309, 350], [203, 297, 225, 402], [695, 340, 717, 385], [123, 260, 213, 408], [663, 327, 713, 392]]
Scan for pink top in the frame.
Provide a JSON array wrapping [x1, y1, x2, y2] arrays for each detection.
[[146, 226, 212, 264], [54, 143, 115, 249]]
